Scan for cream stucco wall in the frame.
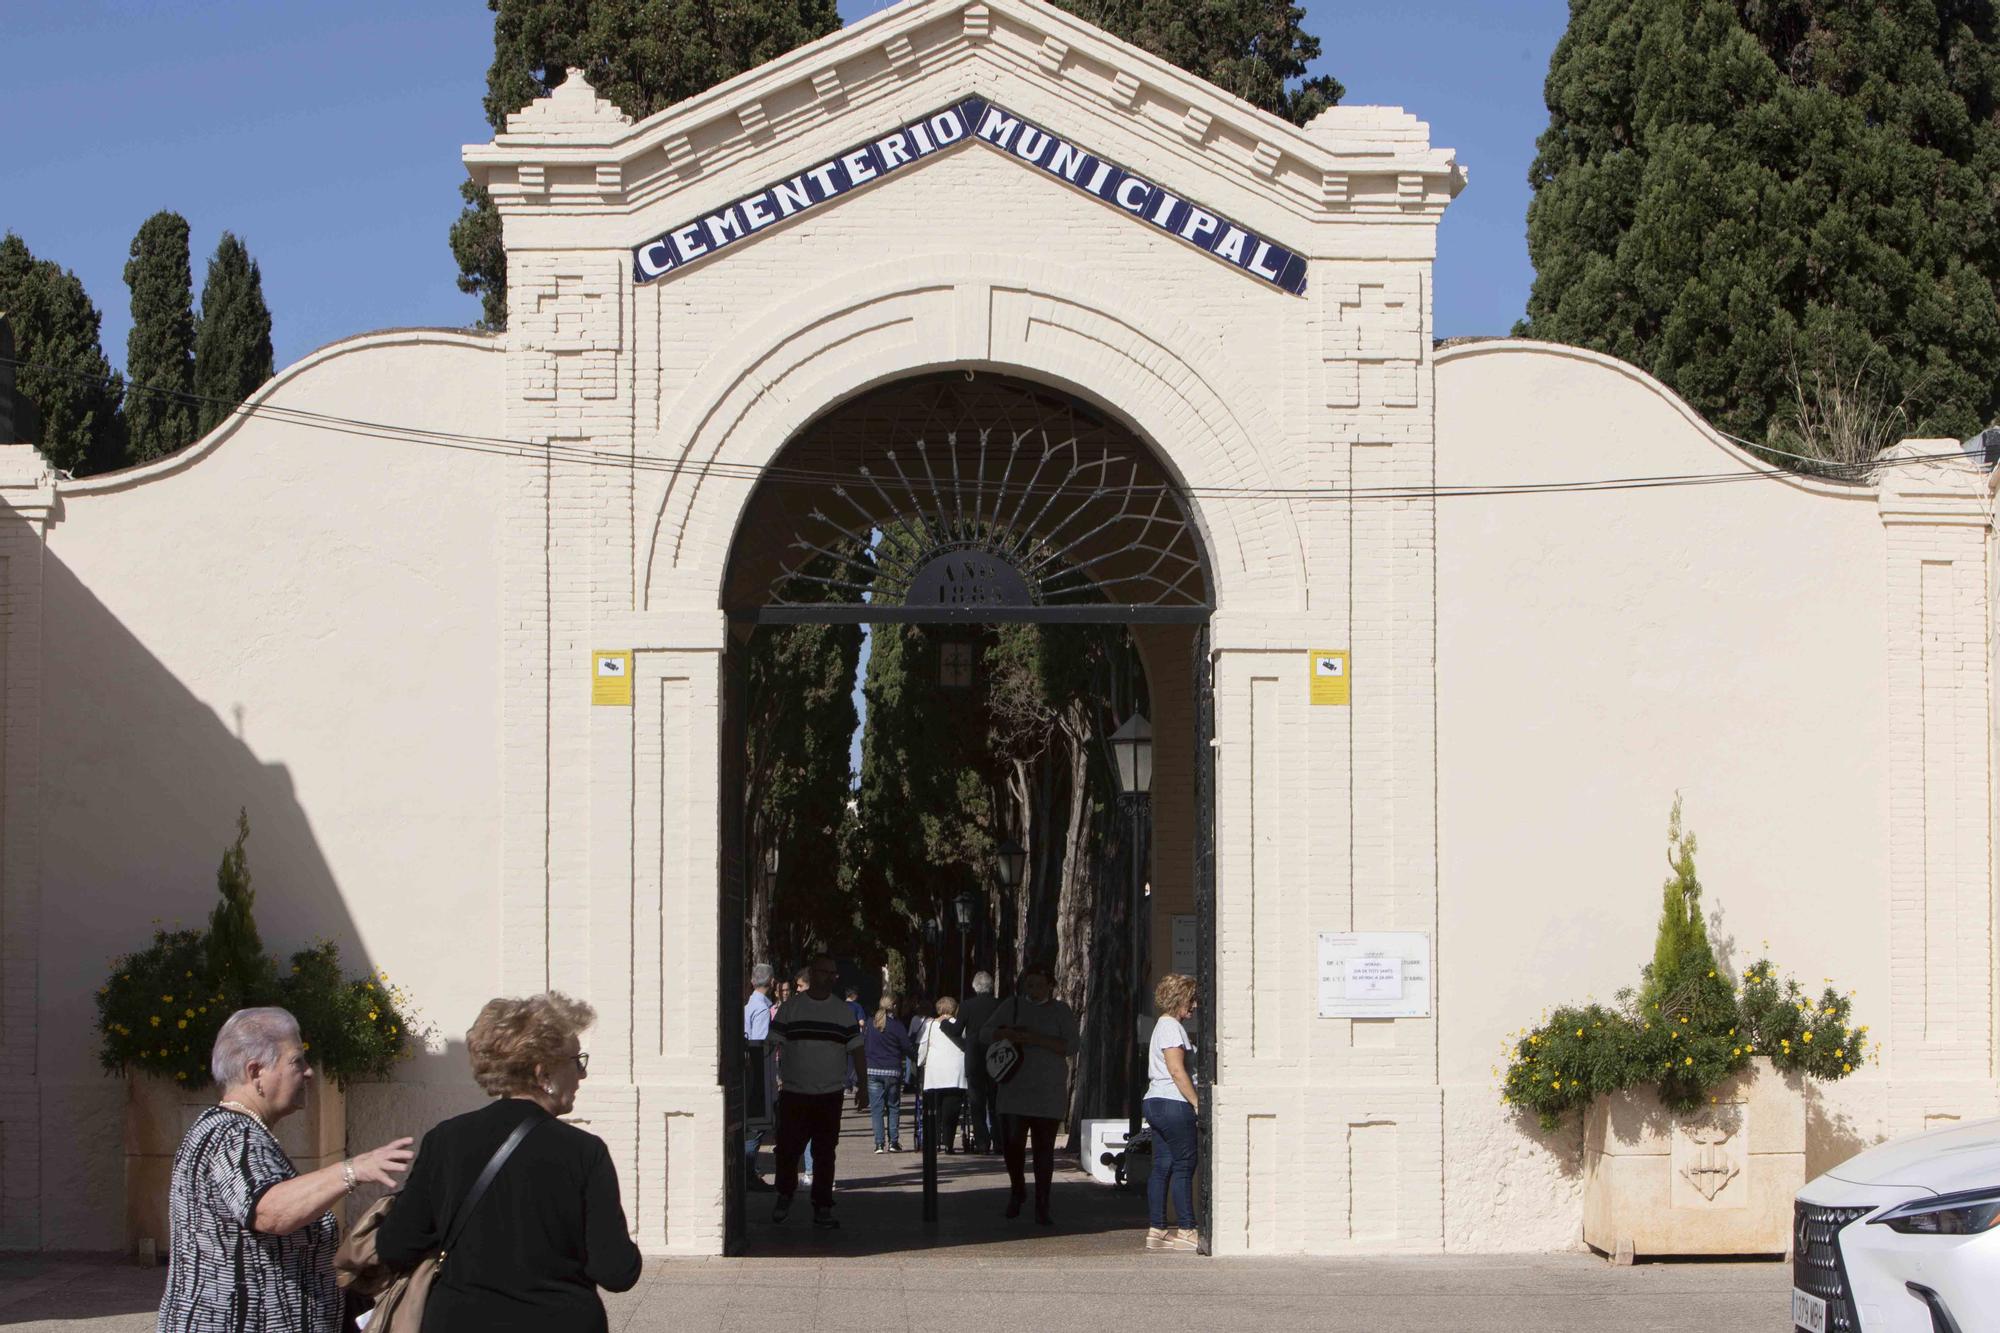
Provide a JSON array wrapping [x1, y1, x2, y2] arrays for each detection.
[[16, 333, 510, 1246], [1433, 341, 1997, 1251], [5, 0, 1995, 1259]]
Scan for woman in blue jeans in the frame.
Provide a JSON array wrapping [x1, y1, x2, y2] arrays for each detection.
[[863, 994, 917, 1151], [1141, 973, 1201, 1251]]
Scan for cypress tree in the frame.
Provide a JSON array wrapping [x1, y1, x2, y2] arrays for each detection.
[[453, 0, 1341, 330], [1523, 0, 2000, 461], [124, 211, 198, 463], [193, 233, 274, 437], [1055, 0, 1344, 123], [453, 0, 844, 330], [0, 233, 127, 475], [206, 809, 275, 1010]]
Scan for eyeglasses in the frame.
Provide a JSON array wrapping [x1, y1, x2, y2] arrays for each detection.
[[572, 1052, 590, 1074]]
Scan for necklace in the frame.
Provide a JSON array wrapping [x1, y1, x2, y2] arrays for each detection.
[[217, 1099, 268, 1131]]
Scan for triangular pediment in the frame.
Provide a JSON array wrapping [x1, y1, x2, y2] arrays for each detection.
[[464, 0, 1463, 242]]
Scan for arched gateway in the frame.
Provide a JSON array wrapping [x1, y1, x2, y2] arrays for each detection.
[[12, 0, 1995, 1264], [456, 0, 1462, 1255]]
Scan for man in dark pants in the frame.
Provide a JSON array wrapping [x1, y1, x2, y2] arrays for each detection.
[[957, 970, 1000, 1152], [769, 953, 867, 1227]]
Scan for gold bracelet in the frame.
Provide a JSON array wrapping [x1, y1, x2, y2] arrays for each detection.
[[341, 1160, 356, 1193]]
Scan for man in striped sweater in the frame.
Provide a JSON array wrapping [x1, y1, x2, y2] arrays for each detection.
[[769, 953, 867, 1228]]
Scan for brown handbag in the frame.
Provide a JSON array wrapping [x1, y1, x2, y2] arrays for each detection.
[[335, 1115, 542, 1332]]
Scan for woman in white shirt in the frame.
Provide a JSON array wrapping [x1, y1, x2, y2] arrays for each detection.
[[917, 996, 971, 1154], [1142, 973, 1200, 1252]]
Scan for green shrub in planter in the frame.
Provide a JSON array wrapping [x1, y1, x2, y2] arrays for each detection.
[[95, 811, 425, 1088], [1500, 798, 1869, 1131]]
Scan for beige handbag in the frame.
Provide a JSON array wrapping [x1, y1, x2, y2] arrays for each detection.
[[335, 1116, 542, 1332]]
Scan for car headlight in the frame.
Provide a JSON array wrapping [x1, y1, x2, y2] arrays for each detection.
[[1870, 1188, 2000, 1235]]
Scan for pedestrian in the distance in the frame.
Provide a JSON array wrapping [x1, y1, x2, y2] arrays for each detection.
[[786, 965, 819, 1185], [864, 993, 916, 1152], [156, 1008, 414, 1333], [982, 961, 1078, 1225], [917, 996, 970, 1154], [375, 991, 643, 1330], [743, 962, 776, 1192], [958, 971, 1000, 1153], [1142, 972, 1201, 1252], [769, 954, 867, 1228]]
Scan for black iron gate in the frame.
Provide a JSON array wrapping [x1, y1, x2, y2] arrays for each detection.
[[1191, 624, 1216, 1254], [719, 372, 1222, 1255], [718, 637, 749, 1254]]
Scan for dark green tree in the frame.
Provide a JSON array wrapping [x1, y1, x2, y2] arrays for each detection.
[[455, 1, 1342, 329], [454, 0, 844, 329], [0, 233, 126, 473], [743, 617, 862, 971], [193, 233, 274, 437], [124, 211, 198, 462], [1057, 0, 1344, 122], [207, 809, 277, 1010], [1523, 0, 2000, 461]]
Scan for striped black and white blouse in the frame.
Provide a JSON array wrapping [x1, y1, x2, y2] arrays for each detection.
[[156, 1105, 339, 1333]]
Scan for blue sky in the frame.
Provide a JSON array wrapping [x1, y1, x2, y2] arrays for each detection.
[[8, 1, 1568, 376]]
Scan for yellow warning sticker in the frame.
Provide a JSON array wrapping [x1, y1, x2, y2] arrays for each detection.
[[1309, 649, 1349, 706], [592, 650, 633, 706]]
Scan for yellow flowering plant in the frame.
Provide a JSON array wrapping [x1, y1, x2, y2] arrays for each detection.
[[1499, 800, 1868, 1130], [94, 812, 427, 1087]]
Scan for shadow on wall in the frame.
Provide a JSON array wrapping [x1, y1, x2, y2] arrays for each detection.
[[1804, 1081, 1875, 1181], [33, 535, 387, 1247]]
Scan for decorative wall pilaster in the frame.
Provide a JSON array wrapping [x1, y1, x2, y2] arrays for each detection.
[[1877, 441, 1999, 1131], [0, 445, 55, 1248]]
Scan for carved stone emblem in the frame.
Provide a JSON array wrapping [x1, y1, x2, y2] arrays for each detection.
[[1679, 1118, 1740, 1200], [1670, 1105, 1749, 1210]]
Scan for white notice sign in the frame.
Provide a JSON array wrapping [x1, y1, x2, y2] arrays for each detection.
[[1171, 914, 1197, 975], [1344, 957, 1403, 1001], [1317, 932, 1431, 1019]]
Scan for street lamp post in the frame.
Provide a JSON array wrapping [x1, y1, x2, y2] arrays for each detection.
[[1107, 713, 1153, 1139], [952, 889, 978, 998]]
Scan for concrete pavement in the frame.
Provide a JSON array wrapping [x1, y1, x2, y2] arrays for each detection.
[[0, 1100, 1793, 1330]]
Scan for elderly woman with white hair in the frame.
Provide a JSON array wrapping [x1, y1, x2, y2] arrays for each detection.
[[156, 1006, 414, 1333]]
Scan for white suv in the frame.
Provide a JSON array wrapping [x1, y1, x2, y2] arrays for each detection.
[[1793, 1116, 2000, 1332]]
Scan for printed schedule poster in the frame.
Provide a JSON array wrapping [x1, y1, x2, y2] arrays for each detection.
[[1316, 932, 1431, 1018]]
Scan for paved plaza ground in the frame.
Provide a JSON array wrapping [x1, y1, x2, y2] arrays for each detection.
[[1, 1101, 1793, 1331]]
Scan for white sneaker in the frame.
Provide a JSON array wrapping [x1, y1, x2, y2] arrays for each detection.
[[798, 1172, 814, 1185]]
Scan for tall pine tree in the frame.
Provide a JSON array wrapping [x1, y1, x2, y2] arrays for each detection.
[[193, 233, 274, 437], [1523, 0, 2000, 460], [124, 211, 198, 463], [0, 233, 126, 475], [453, 0, 1341, 329]]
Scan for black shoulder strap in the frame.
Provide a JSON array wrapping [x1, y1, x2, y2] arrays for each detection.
[[441, 1113, 543, 1255]]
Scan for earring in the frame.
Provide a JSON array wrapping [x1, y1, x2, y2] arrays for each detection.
[[544, 1084, 559, 1098]]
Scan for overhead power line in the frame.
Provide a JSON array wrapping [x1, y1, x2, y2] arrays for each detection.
[[0, 354, 1973, 504]]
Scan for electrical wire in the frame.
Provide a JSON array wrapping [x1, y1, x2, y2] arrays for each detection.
[[0, 354, 1976, 503]]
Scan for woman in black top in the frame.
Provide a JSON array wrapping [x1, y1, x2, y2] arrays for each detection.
[[375, 992, 641, 1332]]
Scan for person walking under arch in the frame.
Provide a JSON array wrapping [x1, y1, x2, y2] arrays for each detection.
[[863, 993, 916, 1152], [957, 971, 999, 1152], [917, 996, 970, 1153], [982, 961, 1078, 1225], [1142, 973, 1201, 1252], [770, 954, 867, 1228], [744, 963, 776, 1192]]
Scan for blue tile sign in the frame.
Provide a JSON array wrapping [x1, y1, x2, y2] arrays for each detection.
[[631, 96, 1307, 295]]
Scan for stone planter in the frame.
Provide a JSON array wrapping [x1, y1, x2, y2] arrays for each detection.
[[1582, 1057, 1803, 1261], [125, 1076, 346, 1256]]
